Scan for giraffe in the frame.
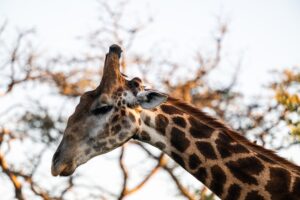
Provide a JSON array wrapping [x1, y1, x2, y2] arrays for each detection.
[[51, 44, 300, 200]]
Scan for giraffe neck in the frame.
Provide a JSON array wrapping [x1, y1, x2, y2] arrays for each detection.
[[135, 97, 300, 200]]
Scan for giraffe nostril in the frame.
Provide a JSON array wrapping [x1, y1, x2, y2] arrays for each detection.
[[53, 150, 61, 164]]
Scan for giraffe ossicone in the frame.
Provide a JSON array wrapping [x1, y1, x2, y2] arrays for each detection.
[[52, 44, 300, 199]]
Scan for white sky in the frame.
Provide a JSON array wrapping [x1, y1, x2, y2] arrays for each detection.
[[1, 0, 300, 199], [1, 0, 300, 94]]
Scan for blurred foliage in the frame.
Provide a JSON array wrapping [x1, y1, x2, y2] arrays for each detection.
[[51, 70, 97, 97], [274, 68, 300, 138]]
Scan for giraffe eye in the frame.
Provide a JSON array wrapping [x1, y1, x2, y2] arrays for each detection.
[[91, 105, 113, 115]]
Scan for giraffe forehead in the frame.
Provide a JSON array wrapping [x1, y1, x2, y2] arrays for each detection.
[[68, 91, 97, 124]]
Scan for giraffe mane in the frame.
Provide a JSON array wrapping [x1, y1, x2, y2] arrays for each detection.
[[167, 96, 300, 174]]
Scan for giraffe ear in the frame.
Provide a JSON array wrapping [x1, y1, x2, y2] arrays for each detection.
[[137, 90, 168, 109]]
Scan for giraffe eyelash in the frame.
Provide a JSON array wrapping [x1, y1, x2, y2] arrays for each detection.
[[91, 105, 113, 115]]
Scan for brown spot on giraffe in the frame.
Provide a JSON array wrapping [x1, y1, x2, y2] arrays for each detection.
[[121, 109, 126, 116], [155, 141, 166, 150], [265, 167, 292, 200], [111, 114, 119, 123], [245, 191, 264, 200], [93, 141, 107, 151], [188, 153, 201, 170], [216, 132, 250, 158], [144, 115, 151, 127], [172, 116, 187, 128], [96, 130, 110, 139], [128, 112, 136, 123], [170, 127, 190, 152], [224, 184, 241, 200], [112, 124, 121, 133], [87, 137, 96, 145], [155, 114, 169, 135], [160, 104, 183, 115], [140, 131, 151, 142], [171, 151, 185, 168], [121, 119, 131, 129], [118, 131, 128, 141], [189, 116, 214, 138], [109, 139, 116, 145], [85, 148, 91, 155], [195, 141, 217, 160], [225, 157, 264, 185], [210, 165, 227, 196], [194, 167, 207, 184]]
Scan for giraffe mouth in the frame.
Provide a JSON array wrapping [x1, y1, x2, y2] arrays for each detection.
[[51, 161, 76, 176]]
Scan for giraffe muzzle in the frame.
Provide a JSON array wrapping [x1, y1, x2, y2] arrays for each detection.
[[51, 145, 77, 176], [51, 158, 76, 176]]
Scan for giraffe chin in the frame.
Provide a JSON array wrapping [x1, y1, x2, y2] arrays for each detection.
[[51, 162, 76, 177], [59, 167, 76, 176]]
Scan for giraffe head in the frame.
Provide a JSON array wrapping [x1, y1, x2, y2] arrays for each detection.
[[51, 45, 167, 176]]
